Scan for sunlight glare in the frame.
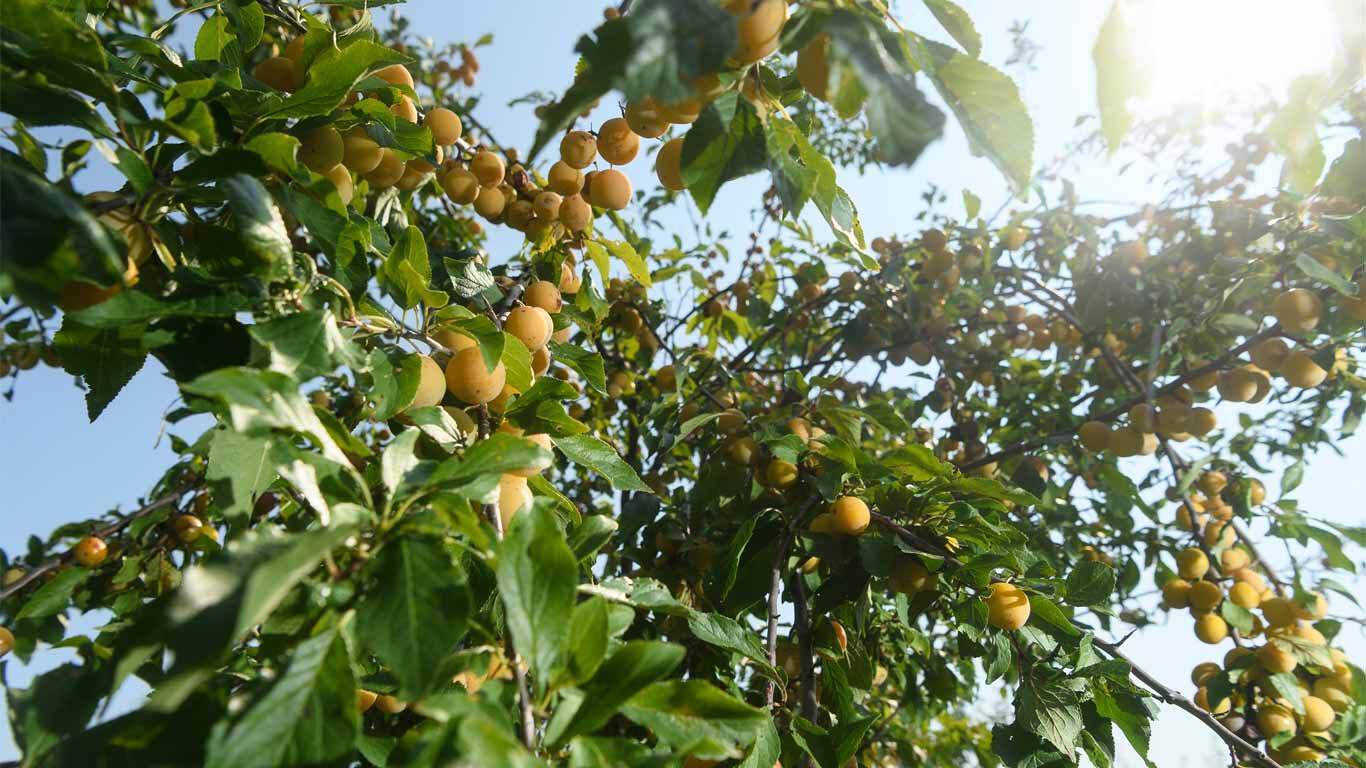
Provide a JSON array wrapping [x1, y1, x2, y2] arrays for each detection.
[[1143, 0, 1339, 109]]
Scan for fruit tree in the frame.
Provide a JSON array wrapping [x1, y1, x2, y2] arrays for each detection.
[[1, 1, 1364, 766]]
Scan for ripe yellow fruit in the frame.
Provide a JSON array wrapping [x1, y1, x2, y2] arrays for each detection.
[[298, 125, 344, 173], [498, 474, 533, 529], [889, 557, 937, 594], [1249, 337, 1290, 371], [342, 136, 383, 173], [1300, 694, 1333, 727], [1294, 592, 1328, 621], [73, 536, 109, 567], [1271, 288, 1321, 332], [1342, 278, 1366, 322], [1261, 597, 1297, 628], [625, 100, 669, 139], [1257, 702, 1296, 737], [441, 167, 480, 204], [1215, 368, 1257, 402], [411, 355, 447, 409], [445, 347, 507, 404], [831, 496, 870, 535], [501, 427, 554, 478], [390, 95, 418, 123], [1202, 522, 1235, 549], [254, 56, 297, 91], [762, 459, 798, 488], [656, 137, 686, 192], [506, 306, 554, 352], [1077, 420, 1110, 452], [1220, 547, 1251, 573], [1177, 547, 1210, 580], [424, 107, 463, 145], [1313, 677, 1351, 712], [365, 149, 405, 187], [533, 191, 562, 222], [1281, 350, 1326, 388], [597, 118, 639, 165], [1128, 404, 1158, 433], [1185, 407, 1217, 437], [323, 165, 354, 206], [473, 186, 506, 219], [592, 169, 632, 210], [1194, 686, 1230, 714], [470, 150, 505, 186], [375, 64, 415, 90], [1194, 613, 1228, 644], [1162, 578, 1192, 608], [0, 626, 14, 658], [1258, 642, 1297, 673], [532, 346, 551, 377], [985, 582, 1031, 631], [1189, 580, 1223, 611], [797, 34, 831, 101], [560, 194, 592, 232], [548, 161, 583, 195], [727, 436, 758, 466], [559, 130, 597, 169], [1191, 662, 1221, 686], [523, 281, 563, 314], [1001, 226, 1028, 250], [356, 689, 379, 714], [716, 408, 746, 435], [1109, 425, 1144, 456], [728, 0, 788, 64], [656, 98, 702, 124]]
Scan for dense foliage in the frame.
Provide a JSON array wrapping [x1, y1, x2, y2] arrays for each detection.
[[1, 1, 1364, 767]]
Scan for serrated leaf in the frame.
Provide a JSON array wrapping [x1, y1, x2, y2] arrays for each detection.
[[249, 309, 364, 380], [1066, 561, 1116, 606], [923, 0, 981, 57], [545, 641, 685, 747], [553, 435, 651, 493], [1092, 1, 1154, 154]]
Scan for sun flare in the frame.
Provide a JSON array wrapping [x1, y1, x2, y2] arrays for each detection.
[[1141, 0, 1340, 109]]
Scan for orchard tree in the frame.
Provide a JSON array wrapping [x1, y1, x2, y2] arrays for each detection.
[[1, 1, 1364, 767]]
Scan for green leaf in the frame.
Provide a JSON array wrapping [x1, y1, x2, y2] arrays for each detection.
[[681, 93, 769, 213], [553, 435, 651, 493], [220, 174, 292, 278], [912, 37, 1034, 195], [270, 40, 407, 119], [357, 536, 472, 700], [825, 12, 946, 168], [497, 505, 578, 689], [181, 367, 349, 465], [549, 341, 607, 395], [0, 0, 108, 70], [383, 226, 448, 310], [527, 0, 736, 161], [963, 188, 982, 219], [560, 596, 611, 686], [444, 256, 496, 300], [568, 515, 618, 562], [602, 239, 652, 289], [923, 0, 981, 57], [206, 427, 278, 526], [1065, 562, 1116, 606], [428, 433, 552, 493], [1282, 459, 1304, 495], [249, 309, 364, 380], [204, 628, 358, 768], [1092, 1, 1154, 154], [194, 14, 234, 61], [68, 291, 252, 328], [1294, 252, 1356, 295], [546, 641, 686, 747], [1018, 680, 1084, 759], [620, 680, 766, 758], [1091, 681, 1156, 766], [502, 333, 535, 393], [686, 612, 778, 680], [245, 132, 301, 174], [53, 320, 148, 421], [370, 348, 422, 421], [16, 567, 93, 620], [1027, 593, 1082, 637]]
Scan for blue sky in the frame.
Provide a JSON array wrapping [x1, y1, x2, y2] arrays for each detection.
[[2, 1, 1362, 764]]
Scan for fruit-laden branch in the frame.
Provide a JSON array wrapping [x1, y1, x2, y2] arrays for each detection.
[[0, 477, 201, 601], [959, 324, 1282, 472], [869, 514, 1283, 768]]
